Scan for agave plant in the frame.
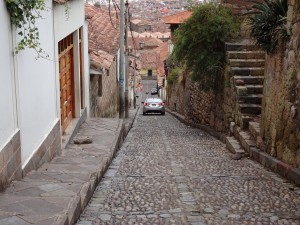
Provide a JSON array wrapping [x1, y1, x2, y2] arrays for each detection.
[[245, 0, 289, 54]]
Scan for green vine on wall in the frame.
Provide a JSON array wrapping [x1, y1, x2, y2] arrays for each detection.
[[5, 0, 49, 58]]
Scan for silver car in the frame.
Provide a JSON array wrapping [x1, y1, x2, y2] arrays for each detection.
[[151, 87, 158, 95], [142, 98, 165, 115]]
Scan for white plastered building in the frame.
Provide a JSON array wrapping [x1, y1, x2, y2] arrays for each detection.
[[0, 0, 90, 189]]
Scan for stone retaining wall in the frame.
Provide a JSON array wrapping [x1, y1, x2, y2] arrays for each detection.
[[260, 4, 300, 168], [166, 72, 234, 133]]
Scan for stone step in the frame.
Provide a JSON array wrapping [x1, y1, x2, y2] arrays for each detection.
[[249, 121, 260, 139], [236, 85, 263, 96], [236, 84, 263, 96], [231, 67, 264, 76], [227, 51, 265, 60], [245, 84, 263, 94], [239, 103, 261, 114], [226, 43, 261, 51], [238, 94, 263, 104], [239, 114, 254, 129], [229, 59, 265, 68], [225, 136, 246, 154], [237, 130, 257, 152], [234, 76, 264, 85]]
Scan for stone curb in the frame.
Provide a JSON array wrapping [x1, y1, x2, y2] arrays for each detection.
[[233, 125, 300, 187], [124, 106, 140, 135], [249, 147, 300, 186], [165, 108, 227, 143], [166, 107, 300, 187]]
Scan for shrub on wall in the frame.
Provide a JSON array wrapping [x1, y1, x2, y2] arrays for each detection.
[[167, 67, 180, 85], [171, 3, 240, 91], [245, 0, 289, 54]]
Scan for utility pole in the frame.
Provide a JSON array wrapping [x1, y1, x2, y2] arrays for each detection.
[[119, 0, 125, 119], [124, 0, 129, 118], [133, 56, 137, 109]]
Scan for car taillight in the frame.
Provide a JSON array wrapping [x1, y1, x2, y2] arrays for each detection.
[[159, 102, 165, 106], [144, 102, 149, 106]]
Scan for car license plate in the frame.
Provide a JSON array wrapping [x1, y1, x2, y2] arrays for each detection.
[[152, 104, 156, 106]]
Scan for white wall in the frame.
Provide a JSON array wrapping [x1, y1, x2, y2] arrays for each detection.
[[1, 0, 87, 166], [83, 21, 90, 115], [53, 1, 87, 116], [53, 1, 85, 42], [0, 2, 18, 149], [16, 0, 58, 165]]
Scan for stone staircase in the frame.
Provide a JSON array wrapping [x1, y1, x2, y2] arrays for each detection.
[[224, 42, 300, 186], [226, 42, 265, 129]]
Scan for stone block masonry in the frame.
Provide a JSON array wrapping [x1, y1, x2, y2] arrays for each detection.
[[260, 7, 300, 169], [0, 131, 22, 191]]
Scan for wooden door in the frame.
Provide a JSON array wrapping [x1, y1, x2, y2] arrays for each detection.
[[59, 35, 74, 132]]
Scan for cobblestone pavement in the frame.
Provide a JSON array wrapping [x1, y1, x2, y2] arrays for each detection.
[[77, 111, 300, 225]]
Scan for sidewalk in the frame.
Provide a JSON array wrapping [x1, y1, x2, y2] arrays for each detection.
[[0, 107, 139, 225]]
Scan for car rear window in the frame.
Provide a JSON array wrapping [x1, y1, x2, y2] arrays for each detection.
[[147, 98, 162, 103]]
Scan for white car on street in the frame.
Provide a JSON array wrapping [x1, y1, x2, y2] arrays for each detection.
[[142, 98, 165, 115]]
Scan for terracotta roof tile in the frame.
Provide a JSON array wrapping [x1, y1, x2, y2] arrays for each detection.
[[90, 50, 114, 70], [139, 32, 171, 39], [86, 4, 120, 54], [162, 10, 192, 24], [140, 50, 160, 70], [85, 4, 120, 69], [128, 37, 163, 49]]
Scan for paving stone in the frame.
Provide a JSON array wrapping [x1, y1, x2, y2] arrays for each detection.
[[0, 216, 30, 225], [77, 108, 300, 225]]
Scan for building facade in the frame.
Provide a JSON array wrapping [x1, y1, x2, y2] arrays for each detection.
[[0, 0, 89, 190]]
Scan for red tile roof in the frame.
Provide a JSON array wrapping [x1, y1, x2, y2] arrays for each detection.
[[85, 4, 120, 69], [90, 50, 114, 70], [85, 4, 120, 54], [140, 50, 160, 70], [127, 36, 163, 50], [162, 10, 192, 24]]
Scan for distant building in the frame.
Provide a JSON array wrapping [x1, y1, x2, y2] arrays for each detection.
[[130, 19, 152, 33], [162, 10, 192, 35]]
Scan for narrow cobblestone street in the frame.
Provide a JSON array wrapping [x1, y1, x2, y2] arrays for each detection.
[[76, 107, 300, 225]]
